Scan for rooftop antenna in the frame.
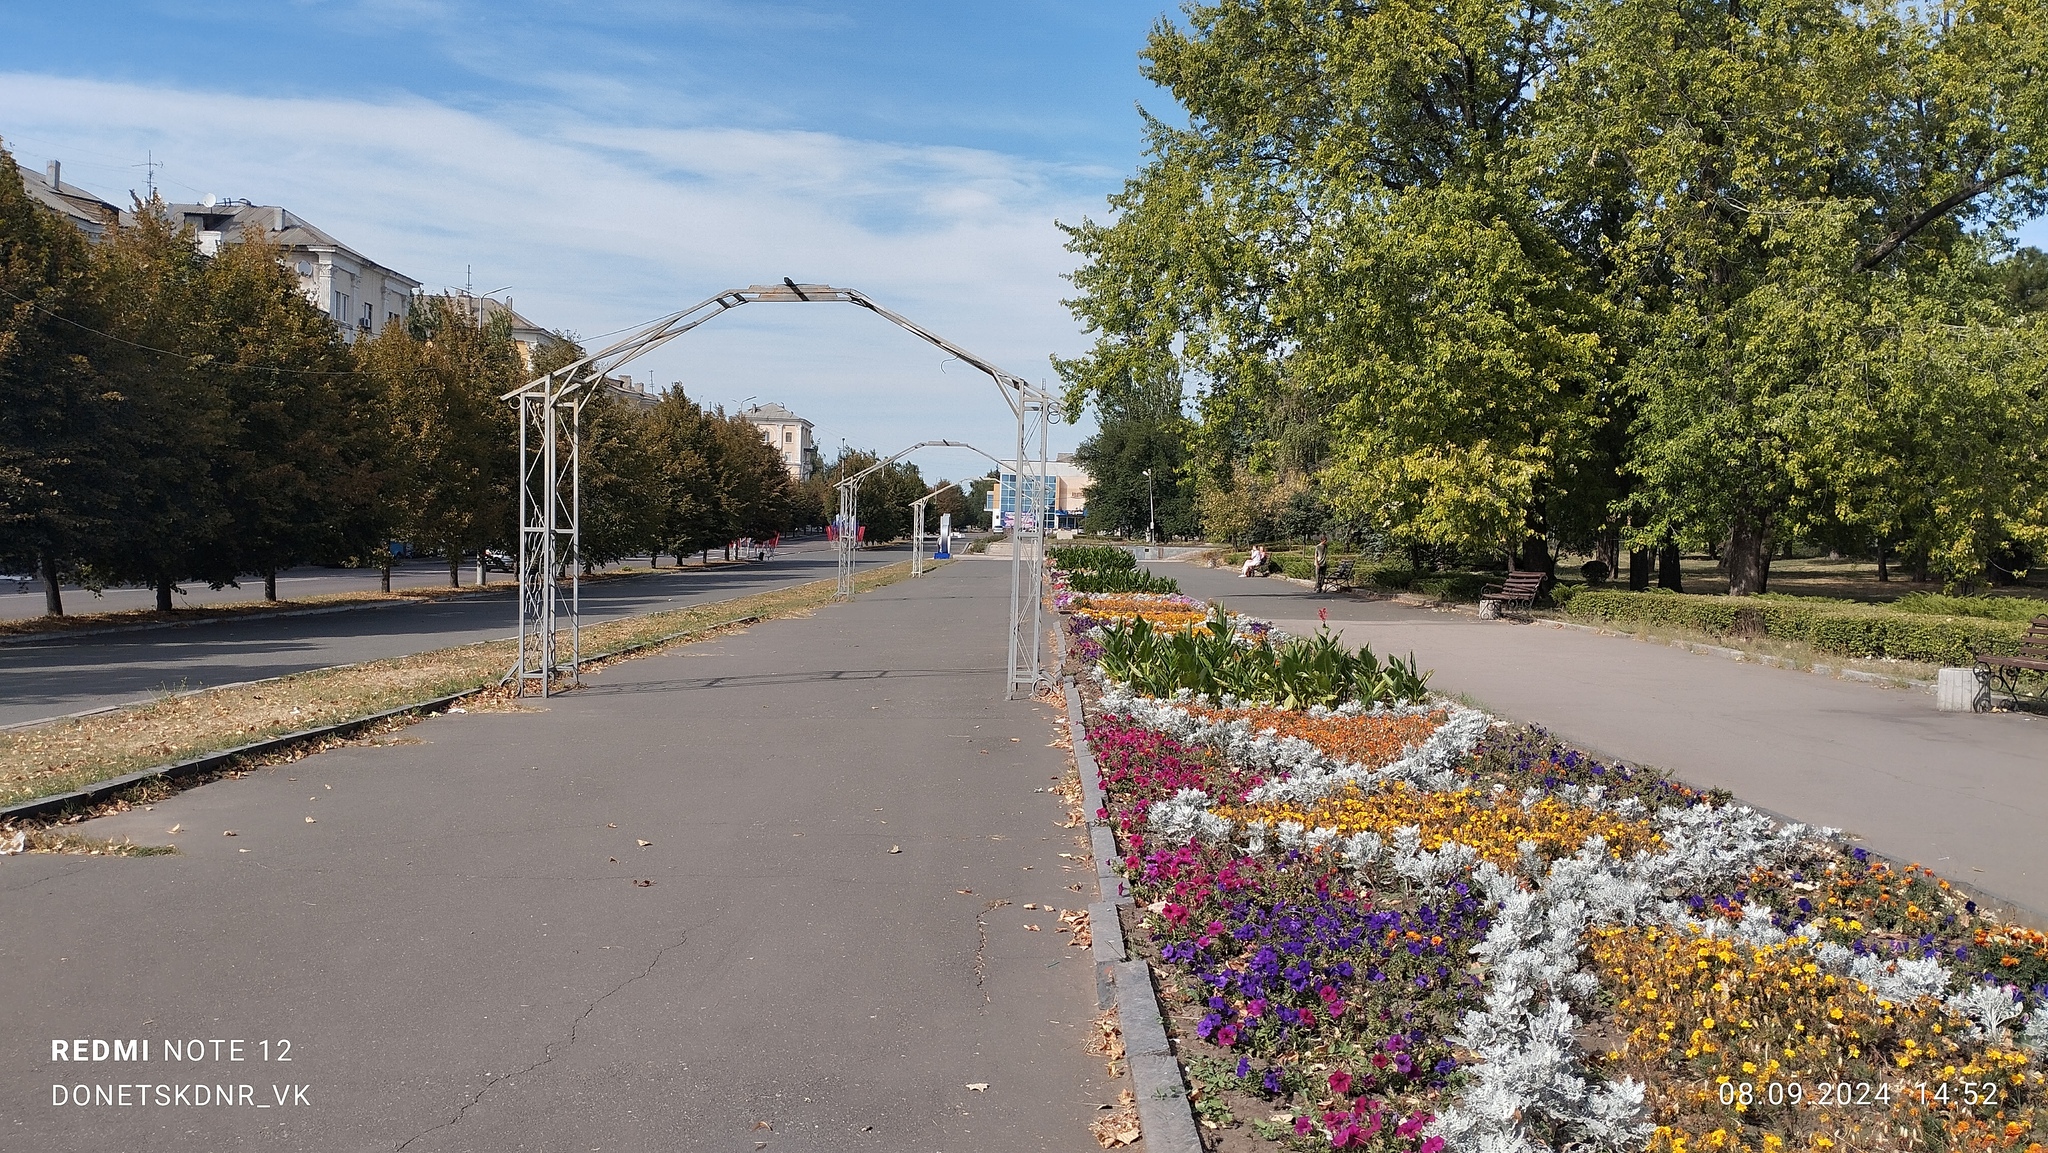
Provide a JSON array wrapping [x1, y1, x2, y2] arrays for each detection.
[[136, 150, 163, 200]]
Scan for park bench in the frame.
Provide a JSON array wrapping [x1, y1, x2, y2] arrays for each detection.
[[1479, 570, 1546, 617], [1328, 558, 1355, 589], [1973, 615, 2048, 704]]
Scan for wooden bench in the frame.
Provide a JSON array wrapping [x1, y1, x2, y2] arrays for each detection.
[[1479, 570, 1546, 616], [1973, 615, 2048, 704], [1328, 558, 1355, 589]]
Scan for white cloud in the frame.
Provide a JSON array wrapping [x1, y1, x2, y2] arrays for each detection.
[[0, 71, 1106, 469]]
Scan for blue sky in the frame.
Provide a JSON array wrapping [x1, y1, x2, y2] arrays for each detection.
[[0, 1, 1179, 478], [4, 2, 2044, 483]]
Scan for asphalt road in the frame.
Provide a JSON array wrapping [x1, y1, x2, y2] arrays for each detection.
[[2, 556, 1111, 1152], [0, 560, 509, 621], [1167, 558, 2048, 921], [1, 541, 867, 730]]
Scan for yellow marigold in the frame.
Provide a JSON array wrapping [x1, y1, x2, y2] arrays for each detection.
[[1218, 781, 1662, 870]]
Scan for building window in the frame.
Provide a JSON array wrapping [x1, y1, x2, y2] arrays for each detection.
[[333, 291, 351, 319], [360, 302, 373, 331], [784, 429, 794, 443]]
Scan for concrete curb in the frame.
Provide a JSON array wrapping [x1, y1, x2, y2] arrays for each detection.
[[1061, 675, 1203, 1153], [0, 612, 765, 825]]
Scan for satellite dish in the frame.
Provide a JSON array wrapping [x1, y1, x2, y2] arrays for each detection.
[[201, 193, 217, 208]]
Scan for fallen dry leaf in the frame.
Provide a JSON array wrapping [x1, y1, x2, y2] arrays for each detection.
[[166, 824, 181, 834], [607, 823, 617, 829], [1025, 924, 1041, 932], [221, 830, 237, 837], [752, 1120, 772, 1130], [1024, 902, 1039, 909], [636, 839, 652, 847], [303, 816, 316, 824], [957, 889, 973, 895], [965, 1082, 989, 1092], [633, 879, 654, 887], [888, 845, 902, 854]]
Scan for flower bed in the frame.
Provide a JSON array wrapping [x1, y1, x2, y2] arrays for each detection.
[[1068, 599, 2048, 1152]]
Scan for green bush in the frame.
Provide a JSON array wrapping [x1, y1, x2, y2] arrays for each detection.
[[1562, 589, 2030, 665], [1066, 567, 1180, 595], [1095, 607, 1431, 707], [1049, 544, 1137, 572], [1891, 592, 2048, 623]]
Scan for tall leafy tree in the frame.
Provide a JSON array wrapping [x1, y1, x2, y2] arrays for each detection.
[[87, 198, 232, 610], [0, 142, 112, 615], [198, 232, 381, 599], [357, 294, 520, 586], [643, 386, 724, 561]]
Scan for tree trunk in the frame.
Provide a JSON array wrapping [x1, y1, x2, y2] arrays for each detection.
[[1596, 531, 1621, 581], [1875, 539, 1889, 583], [477, 555, 486, 587], [1725, 514, 1772, 596], [447, 551, 460, 588], [1628, 549, 1651, 591], [381, 555, 392, 593], [1657, 544, 1685, 592], [1515, 534, 1554, 576], [154, 573, 174, 612], [1406, 542, 1426, 573], [1910, 547, 1930, 583], [39, 551, 63, 616]]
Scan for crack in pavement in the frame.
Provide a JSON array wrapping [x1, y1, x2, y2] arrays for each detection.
[[392, 916, 717, 1151], [973, 898, 1010, 997]]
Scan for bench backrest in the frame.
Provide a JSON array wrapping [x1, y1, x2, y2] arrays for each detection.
[[2022, 616, 2048, 650], [1500, 571, 1545, 593]]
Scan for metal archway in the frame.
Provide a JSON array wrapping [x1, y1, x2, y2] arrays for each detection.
[[832, 440, 1004, 593], [501, 282, 1058, 700], [910, 482, 958, 578]]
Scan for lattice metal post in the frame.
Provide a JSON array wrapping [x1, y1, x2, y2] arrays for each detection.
[[835, 476, 860, 599], [911, 499, 926, 577]]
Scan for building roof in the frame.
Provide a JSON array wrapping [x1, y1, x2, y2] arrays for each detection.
[[740, 402, 812, 427], [165, 200, 420, 287], [12, 159, 122, 238]]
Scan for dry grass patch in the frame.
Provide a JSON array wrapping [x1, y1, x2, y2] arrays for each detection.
[[0, 561, 927, 809]]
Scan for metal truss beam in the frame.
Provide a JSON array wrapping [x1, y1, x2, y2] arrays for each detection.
[[503, 283, 1058, 699]]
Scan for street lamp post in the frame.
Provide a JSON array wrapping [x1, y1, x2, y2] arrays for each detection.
[[1143, 468, 1156, 549]]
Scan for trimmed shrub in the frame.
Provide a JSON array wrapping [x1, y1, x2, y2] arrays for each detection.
[[1048, 544, 1137, 572], [1563, 589, 2029, 665], [1892, 592, 2048, 623]]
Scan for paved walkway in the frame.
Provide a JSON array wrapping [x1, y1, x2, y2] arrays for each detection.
[[1166, 561, 2047, 921], [1, 541, 851, 730], [1, 557, 1111, 1151]]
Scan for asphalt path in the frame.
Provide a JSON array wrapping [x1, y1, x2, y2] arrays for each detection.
[[2, 556, 1111, 1151], [1, 541, 863, 730], [1165, 558, 2048, 920]]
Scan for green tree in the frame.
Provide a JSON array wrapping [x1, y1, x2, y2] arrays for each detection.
[[87, 197, 232, 610], [198, 231, 382, 599], [643, 386, 724, 561], [0, 142, 114, 615], [710, 408, 794, 546], [357, 295, 520, 586]]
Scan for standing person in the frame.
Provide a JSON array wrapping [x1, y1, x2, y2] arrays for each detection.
[[1314, 535, 1329, 593]]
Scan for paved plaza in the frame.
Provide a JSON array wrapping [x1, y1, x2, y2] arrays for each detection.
[[2, 557, 1111, 1151]]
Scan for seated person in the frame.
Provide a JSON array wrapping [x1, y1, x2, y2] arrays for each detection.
[[1240, 544, 1269, 577]]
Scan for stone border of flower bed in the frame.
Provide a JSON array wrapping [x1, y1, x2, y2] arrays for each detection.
[[1063, 676, 1206, 1153]]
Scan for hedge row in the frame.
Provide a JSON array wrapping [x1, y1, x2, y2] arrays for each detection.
[[1562, 589, 2032, 665]]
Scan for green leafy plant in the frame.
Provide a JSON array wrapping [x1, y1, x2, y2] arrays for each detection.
[[1095, 607, 1431, 706]]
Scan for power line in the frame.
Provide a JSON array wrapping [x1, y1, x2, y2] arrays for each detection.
[[0, 284, 370, 377]]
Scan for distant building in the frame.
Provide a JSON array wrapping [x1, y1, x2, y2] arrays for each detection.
[[166, 199, 420, 342], [739, 402, 816, 481], [452, 296, 655, 409], [988, 454, 1089, 531], [14, 159, 121, 239]]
